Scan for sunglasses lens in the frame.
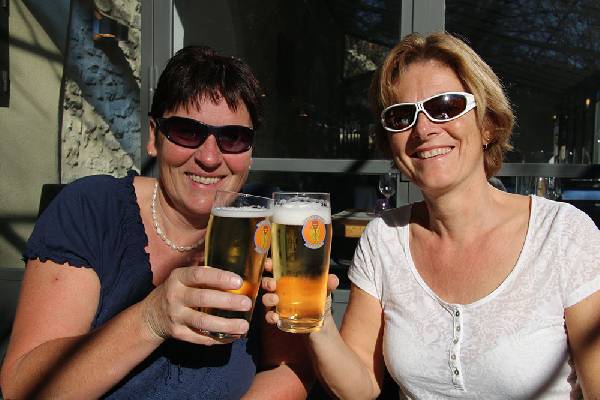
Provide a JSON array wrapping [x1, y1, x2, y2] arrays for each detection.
[[158, 117, 253, 153], [424, 94, 467, 120], [161, 118, 205, 148], [218, 126, 254, 153], [383, 105, 416, 131]]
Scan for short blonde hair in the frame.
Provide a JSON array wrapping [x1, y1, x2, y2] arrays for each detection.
[[370, 32, 514, 178]]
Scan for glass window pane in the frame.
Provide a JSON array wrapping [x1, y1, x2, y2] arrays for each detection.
[[247, 170, 381, 214], [173, 0, 401, 159], [446, 0, 600, 165]]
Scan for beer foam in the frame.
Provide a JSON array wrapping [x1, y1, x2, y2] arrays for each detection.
[[211, 206, 273, 218], [273, 203, 331, 225]]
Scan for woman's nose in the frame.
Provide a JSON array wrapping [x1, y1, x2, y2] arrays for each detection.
[[412, 110, 438, 139], [194, 134, 223, 167]]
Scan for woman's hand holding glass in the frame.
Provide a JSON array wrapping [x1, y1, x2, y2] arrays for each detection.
[[141, 265, 253, 345], [261, 260, 340, 328]]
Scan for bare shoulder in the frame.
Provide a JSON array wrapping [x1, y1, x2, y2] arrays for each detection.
[[494, 189, 530, 210], [491, 190, 531, 224], [133, 175, 156, 195], [132, 176, 156, 213]]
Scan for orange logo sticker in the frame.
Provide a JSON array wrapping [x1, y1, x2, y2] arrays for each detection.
[[254, 219, 271, 254], [302, 215, 326, 249]]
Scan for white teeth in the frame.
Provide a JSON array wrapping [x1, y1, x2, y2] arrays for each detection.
[[189, 175, 220, 184], [416, 147, 452, 159]]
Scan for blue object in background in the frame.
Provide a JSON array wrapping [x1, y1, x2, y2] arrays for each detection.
[[561, 190, 600, 200]]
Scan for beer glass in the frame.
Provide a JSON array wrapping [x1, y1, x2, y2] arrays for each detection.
[[201, 190, 273, 339], [271, 192, 332, 333]]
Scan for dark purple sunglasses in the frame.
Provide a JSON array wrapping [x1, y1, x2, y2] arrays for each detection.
[[152, 115, 254, 154]]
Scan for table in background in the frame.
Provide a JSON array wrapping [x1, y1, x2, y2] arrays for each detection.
[[330, 210, 374, 327]]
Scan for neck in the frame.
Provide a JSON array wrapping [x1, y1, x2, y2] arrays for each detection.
[[417, 176, 500, 242], [152, 182, 206, 252]]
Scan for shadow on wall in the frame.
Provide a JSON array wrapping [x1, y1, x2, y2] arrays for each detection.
[[22, 0, 70, 54], [0, 267, 24, 373], [0, 182, 63, 257], [18, 0, 142, 178], [0, 215, 37, 256]]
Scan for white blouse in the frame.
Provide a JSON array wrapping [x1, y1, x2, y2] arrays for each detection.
[[348, 196, 600, 399]]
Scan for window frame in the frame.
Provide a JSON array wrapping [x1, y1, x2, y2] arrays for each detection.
[[0, 0, 9, 107]]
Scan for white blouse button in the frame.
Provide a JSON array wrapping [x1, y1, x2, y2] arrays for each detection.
[[450, 308, 463, 386]]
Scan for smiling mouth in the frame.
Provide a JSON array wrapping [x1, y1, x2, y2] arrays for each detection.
[[188, 174, 221, 185], [414, 147, 453, 159]]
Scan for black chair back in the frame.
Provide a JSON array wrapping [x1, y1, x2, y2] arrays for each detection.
[[38, 184, 66, 217]]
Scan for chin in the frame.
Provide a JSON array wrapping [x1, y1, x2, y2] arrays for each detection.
[[191, 195, 216, 214], [415, 175, 455, 192]]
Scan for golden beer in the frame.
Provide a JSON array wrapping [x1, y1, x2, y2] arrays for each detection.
[[201, 204, 272, 339], [272, 195, 332, 333]]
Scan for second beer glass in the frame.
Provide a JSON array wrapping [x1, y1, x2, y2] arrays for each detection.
[[201, 190, 273, 339], [272, 192, 332, 333]]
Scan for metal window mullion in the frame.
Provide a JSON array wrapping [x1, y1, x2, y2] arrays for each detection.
[[252, 158, 600, 178], [401, 0, 445, 38], [400, 0, 414, 38]]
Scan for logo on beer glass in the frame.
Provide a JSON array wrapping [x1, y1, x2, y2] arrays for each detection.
[[254, 219, 272, 254], [302, 215, 326, 249]]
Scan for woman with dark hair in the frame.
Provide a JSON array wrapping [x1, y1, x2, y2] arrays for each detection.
[[264, 33, 600, 398], [0, 46, 311, 399]]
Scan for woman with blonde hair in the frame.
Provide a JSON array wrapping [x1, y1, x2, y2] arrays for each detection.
[[265, 32, 600, 399]]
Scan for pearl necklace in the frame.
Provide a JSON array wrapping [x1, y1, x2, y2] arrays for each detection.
[[151, 182, 204, 252]]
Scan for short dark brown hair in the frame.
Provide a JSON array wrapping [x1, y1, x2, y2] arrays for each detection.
[[150, 45, 264, 129], [370, 32, 514, 178]]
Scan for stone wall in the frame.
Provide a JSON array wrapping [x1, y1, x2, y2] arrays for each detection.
[[94, 0, 141, 81], [60, 0, 141, 183]]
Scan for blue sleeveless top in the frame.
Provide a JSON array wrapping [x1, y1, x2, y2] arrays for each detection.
[[24, 171, 257, 399]]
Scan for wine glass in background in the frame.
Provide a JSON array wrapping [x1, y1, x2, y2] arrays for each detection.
[[547, 177, 561, 200], [374, 172, 397, 215]]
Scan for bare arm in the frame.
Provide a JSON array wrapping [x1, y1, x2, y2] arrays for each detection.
[[260, 268, 385, 400], [242, 323, 312, 400], [0, 260, 251, 399], [242, 260, 313, 400], [565, 289, 600, 399], [305, 284, 385, 400], [0, 260, 153, 399]]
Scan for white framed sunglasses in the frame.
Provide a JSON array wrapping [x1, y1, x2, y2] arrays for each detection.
[[381, 91, 477, 133]]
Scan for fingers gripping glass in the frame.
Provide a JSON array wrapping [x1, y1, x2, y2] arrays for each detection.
[[153, 116, 254, 153], [381, 92, 477, 133]]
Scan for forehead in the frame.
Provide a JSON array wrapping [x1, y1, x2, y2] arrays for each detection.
[[393, 59, 465, 102], [168, 95, 251, 126]]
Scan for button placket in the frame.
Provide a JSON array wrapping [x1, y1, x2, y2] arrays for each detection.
[[449, 305, 465, 387]]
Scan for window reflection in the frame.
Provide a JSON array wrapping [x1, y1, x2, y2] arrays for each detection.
[[446, 0, 600, 164], [247, 171, 382, 214], [174, 0, 400, 159]]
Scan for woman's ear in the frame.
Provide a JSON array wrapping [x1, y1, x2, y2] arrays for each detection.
[[481, 119, 492, 146], [147, 119, 158, 157]]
